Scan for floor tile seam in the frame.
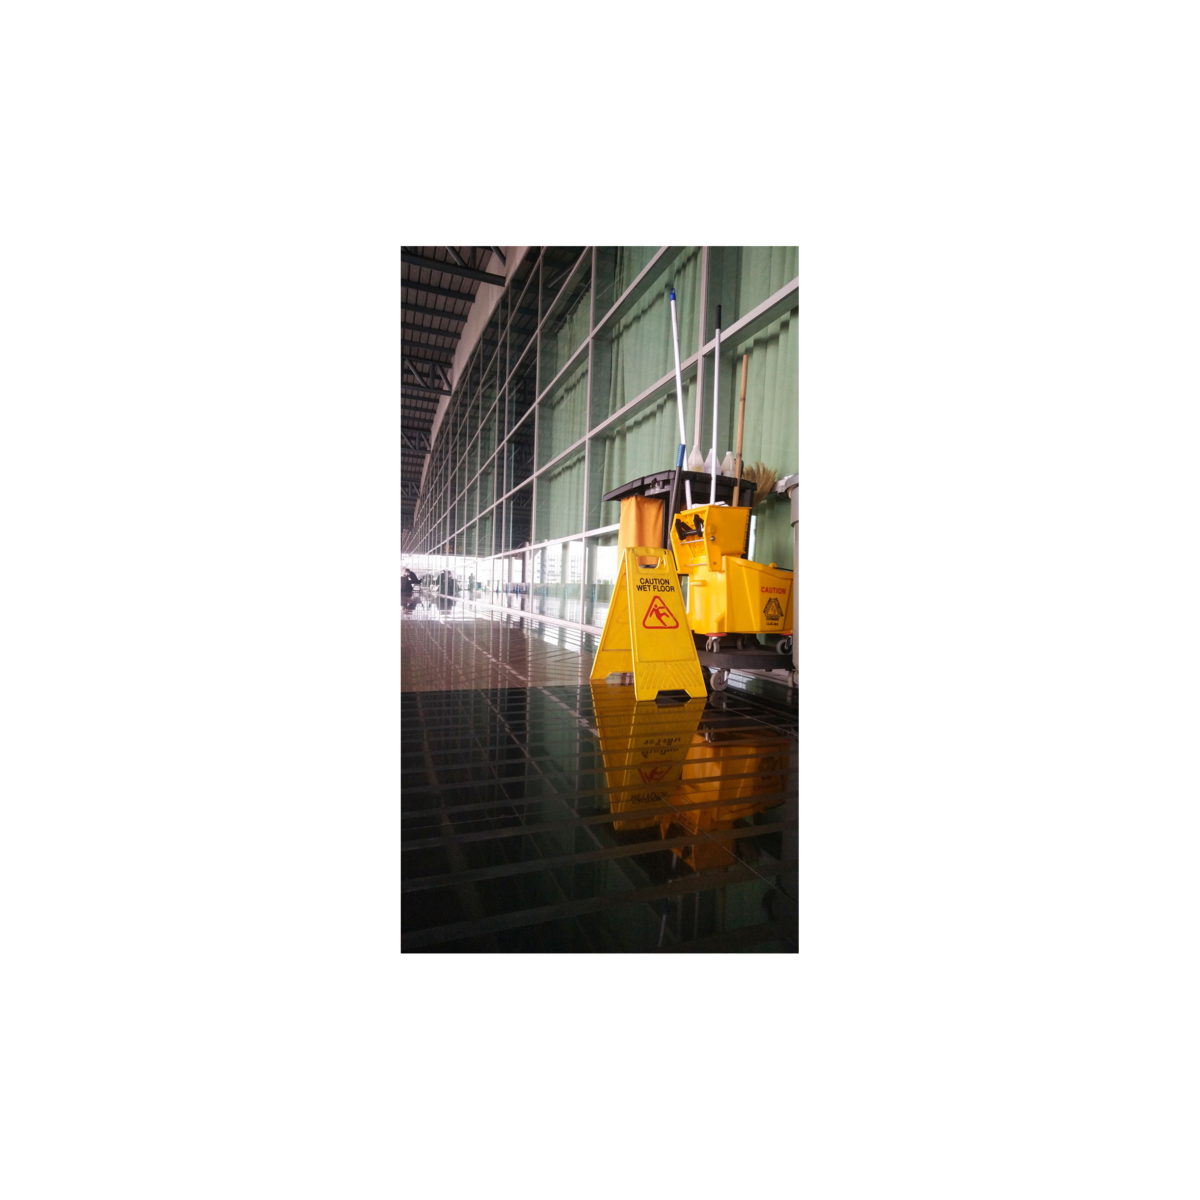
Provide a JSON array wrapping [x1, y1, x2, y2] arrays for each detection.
[[401, 798, 593, 828], [400, 790, 793, 848], [473, 690, 563, 786], [401, 861, 785, 950], [407, 748, 608, 766], [398, 758, 600, 796], [398, 792, 801, 820], [404, 730, 801, 753], [659, 922, 792, 954], [447, 618, 534, 690], [403, 747, 795, 777], [400, 819, 795, 893], [400, 811, 796, 849], [398, 787, 801, 825], [401, 722, 593, 737], [398, 787, 796, 816], [398, 763, 796, 801], [400, 763, 797, 805]]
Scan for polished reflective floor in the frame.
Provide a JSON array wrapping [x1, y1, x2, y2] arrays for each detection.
[[401, 595, 594, 692], [401, 593, 798, 952]]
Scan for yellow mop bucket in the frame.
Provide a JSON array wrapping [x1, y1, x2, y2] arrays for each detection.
[[670, 505, 793, 637]]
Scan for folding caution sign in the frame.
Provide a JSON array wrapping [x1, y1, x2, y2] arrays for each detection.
[[589, 546, 707, 701]]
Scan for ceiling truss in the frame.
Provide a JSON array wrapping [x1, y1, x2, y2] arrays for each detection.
[[401, 247, 507, 534]]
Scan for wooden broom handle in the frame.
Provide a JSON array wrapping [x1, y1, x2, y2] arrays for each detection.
[[733, 354, 749, 505]]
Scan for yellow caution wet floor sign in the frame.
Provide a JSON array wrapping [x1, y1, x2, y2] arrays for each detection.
[[589, 547, 707, 701]]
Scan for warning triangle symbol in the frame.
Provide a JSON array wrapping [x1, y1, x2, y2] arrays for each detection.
[[763, 597, 783, 619], [642, 595, 679, 629]]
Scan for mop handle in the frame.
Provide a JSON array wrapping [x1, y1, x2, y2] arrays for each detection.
[[668, 289, 687, 450], [709, 306, 721, 505], [669, 288, 692, 513], [733, 353, 748, 506]]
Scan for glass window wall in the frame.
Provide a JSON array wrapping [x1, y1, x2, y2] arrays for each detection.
[[539, 260, 591, 390], [508, 268, 539, 381], [536, 446, 585, 543], [587, 378, 695, 530], [508, 346, 537, 433], [506, 410, 534, 494], [536, 358, 588, 468], [505, 483, 533, 552], [478, 453, 495, 514], [704, 246, 799, 341], [590, 246, 701, 426]]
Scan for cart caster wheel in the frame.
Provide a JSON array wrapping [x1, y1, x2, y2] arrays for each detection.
[[788, 669, 798, 689], [711, 669, 729, 692], [705, 636, 721, 654], [777, 635, 792, 655], [736, 635, 750, 650]]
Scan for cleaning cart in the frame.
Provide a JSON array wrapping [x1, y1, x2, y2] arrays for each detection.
[[591, 293, 796, 696], [597, 483, 795, 692]]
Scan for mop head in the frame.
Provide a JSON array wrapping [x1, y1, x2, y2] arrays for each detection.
[[741, 461, 777, 507]]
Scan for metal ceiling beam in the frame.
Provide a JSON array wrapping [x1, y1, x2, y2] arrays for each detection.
[[405, 355, 456, 393], [489, 247, 506, 266], [398, 372, 451, 396], [403, 336, 458, 352], [403, 382, 452, 398], [401, 280, 478, 304], [401, 301, 470, 321], [404, 352, 454, 371], [404, 388, 451, 401], [403, 356, 423, 380], [401, 429, 432, 452], [445, 247, 467, 267], [401, 482, 420, 498], [402, 320, 461, 340], [402, 251, 506, 287], [403, 358, 435, 390]]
